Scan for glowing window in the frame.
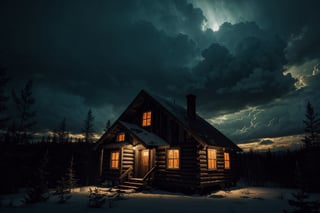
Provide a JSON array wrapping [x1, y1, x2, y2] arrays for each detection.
[[167, 149, 179, 169], [117, 132, 125, 142], [142, 111, 152, 127], [207, 149, 217, 169], [110, 152, 119, 169], [224, 152, 230, 169]]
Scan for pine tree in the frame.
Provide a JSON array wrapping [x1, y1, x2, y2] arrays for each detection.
[[57, 118, 68, 143], [284, 190, 320, 213], [82, 109, 95, 143], [302, 102, 320, 148], [0, 66, 10, 133], [54, 156, 77, 203], [24, 150, 50, 204], [104, 120, 111, 131], [55, 176, 71, 203], [66, 156, 77, 192], [284, 159, 320, 212], [4, 122, 17, 143], [51, 128, 58, 143], [12, 80, 36, 143]]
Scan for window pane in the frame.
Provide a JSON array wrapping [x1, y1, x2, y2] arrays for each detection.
[[224, 152, 229, 160], [167, 149, 179, 169], [208, 149, 217, 169], [117, 133, 125, 142], [174, 150, 179, 158], [111, 152, 119, 169], [208, 150, 212, 159], [174, 159, 179, 168], [224, 152, 230, 169], [142, 111, 152, 127]]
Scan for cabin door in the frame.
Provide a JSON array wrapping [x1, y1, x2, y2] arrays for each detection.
[[137, 149, 149, 177]]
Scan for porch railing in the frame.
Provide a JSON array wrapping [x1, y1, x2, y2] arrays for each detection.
[[142, 166, 156, 183], [119, 167, 133, 183]]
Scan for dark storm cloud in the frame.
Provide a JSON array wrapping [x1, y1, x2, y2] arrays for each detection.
[[0, 0, 318, 142], [190, 22, 295, 116], [192, 0, 320, 65], [211, 73, 320, 142], [0, 0, 202, 131], [136, 0, 215, 50]]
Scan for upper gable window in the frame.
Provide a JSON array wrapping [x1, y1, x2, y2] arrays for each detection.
[[207, 149, 217, 170], [224, 152, 230, 169], [116, 132, 125, 142], [142, 111, 152, 127]]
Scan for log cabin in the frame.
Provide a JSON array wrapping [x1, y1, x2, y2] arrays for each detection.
[[96, 90, 242, 193]]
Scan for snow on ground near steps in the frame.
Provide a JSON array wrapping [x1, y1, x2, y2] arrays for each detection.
[[1, 186, 320, 213]]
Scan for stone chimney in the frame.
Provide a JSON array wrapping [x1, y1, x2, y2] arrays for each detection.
[[186, 94, 196, 120]]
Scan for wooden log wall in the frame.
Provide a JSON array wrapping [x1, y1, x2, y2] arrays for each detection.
[[154, 142, 200, 192], [121, 146, 135, 176], [102, 149, 120, 181], [102, 146, 135, 182], [198, 147, 239, 188]]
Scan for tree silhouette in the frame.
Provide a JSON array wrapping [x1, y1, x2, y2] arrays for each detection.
[[0, 67, 10, 134], [12, 80, 36, 143], [302, 102, 320, 148], [104, 120, 111, 131], [82, 109, 95, 143], [54, 156, 77, 203], [57, 118, 68, 143], [24, 150, 50, 203]]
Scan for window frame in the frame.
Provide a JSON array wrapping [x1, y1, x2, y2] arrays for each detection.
[[224, 152, 230, 170], [207, 148, 217, 170], [142, 111, 152, 127], [110, 151, 120, 170], [167, 148, 180, 169], [116, 132, 125, 142]]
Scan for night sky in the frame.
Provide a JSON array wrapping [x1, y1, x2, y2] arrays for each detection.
[[1, 0, 319, 150]]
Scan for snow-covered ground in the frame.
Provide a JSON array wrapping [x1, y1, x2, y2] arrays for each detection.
[[1, 186, 320, 213]]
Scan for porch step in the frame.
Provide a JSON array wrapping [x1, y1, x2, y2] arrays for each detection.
[[118, 184, 140, 190], [128, 178, 143, 182], [123, 181, 144, 187], [118, 178, 145, 191]]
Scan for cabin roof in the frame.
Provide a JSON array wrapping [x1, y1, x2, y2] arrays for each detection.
[[119, 121, 168, 147], [145, 91, 241, 151], [97, 90, 241, 152]]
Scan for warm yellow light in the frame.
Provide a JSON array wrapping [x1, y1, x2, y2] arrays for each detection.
[[142, 111, 152, 127], [117, 132, 125, 142], [208, 149, 217, 169], [142, 150, 149, 157], [111, 152, 119, 169], [167, 149, 179, 169], [224, 152, 230, 169]]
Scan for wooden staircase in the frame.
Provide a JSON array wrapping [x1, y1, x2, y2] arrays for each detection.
[[118, 177, 145, 191], [117, 166, 156, 192]]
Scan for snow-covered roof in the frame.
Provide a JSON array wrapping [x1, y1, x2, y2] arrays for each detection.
[[119, 121, 168, 147]]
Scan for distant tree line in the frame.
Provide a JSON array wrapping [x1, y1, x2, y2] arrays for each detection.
[[0, 65, 113, 144], [0, 142, 100, 195], [239, 101, 320, 192]]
